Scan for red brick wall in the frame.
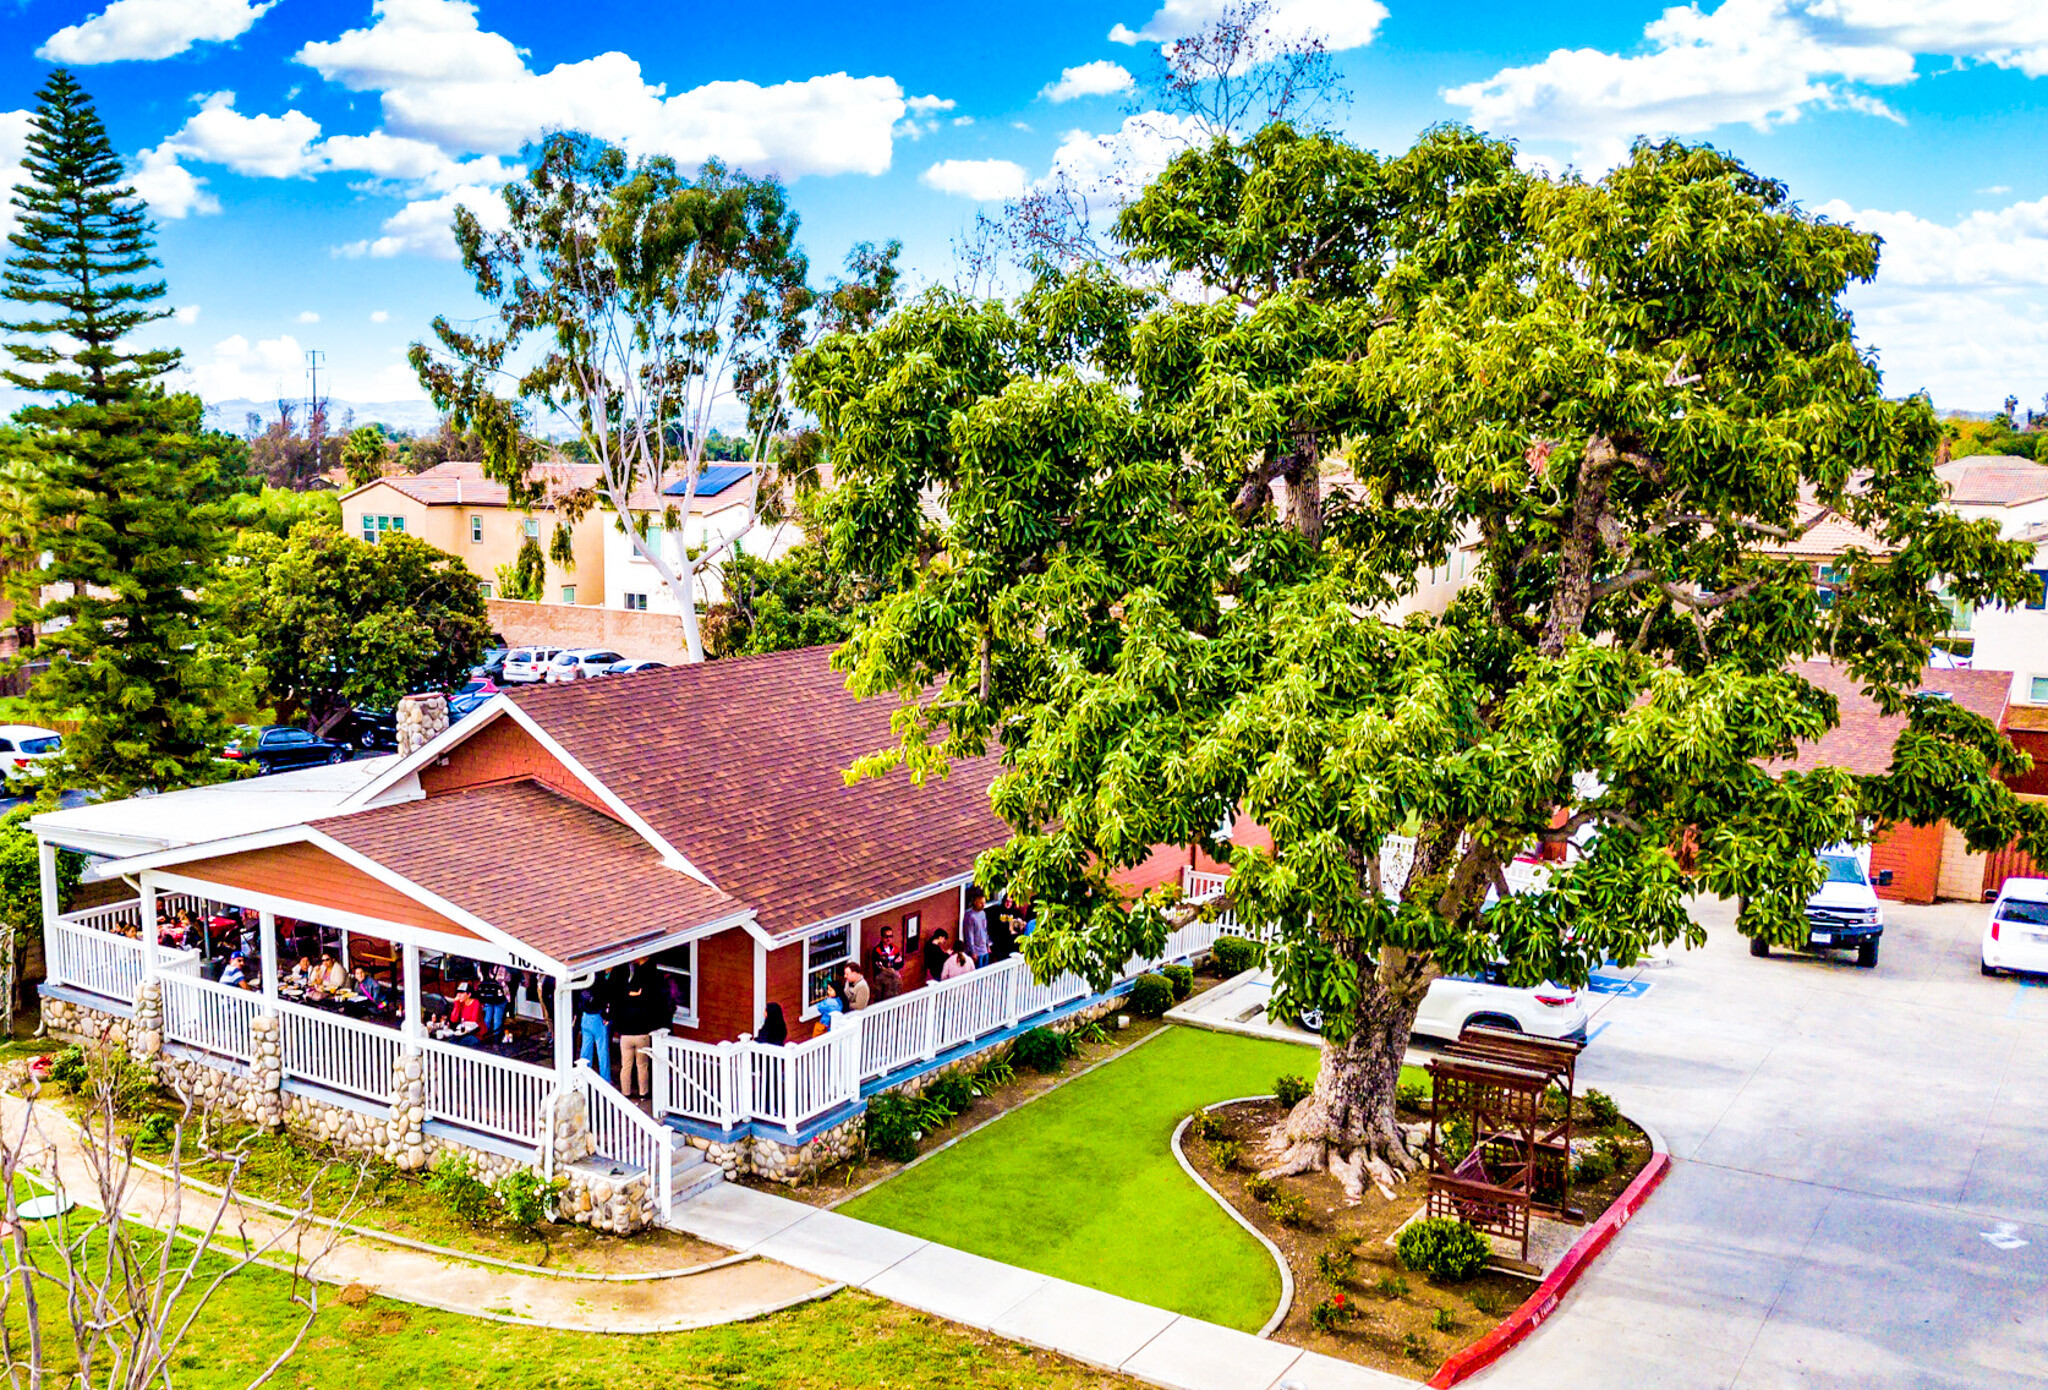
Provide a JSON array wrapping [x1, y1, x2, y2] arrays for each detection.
[[768, 939, 807, 1033], [859, 883, 964, 992], [1873, 819, 1944, 905], [421, 714, 611, 817], [1111, 816, 1274, 896], [2004, 730, 2048, 797], [670, 926, 754, 1044]]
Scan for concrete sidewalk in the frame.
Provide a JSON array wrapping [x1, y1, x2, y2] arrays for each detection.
[[669, 1181, 1408, 1390]]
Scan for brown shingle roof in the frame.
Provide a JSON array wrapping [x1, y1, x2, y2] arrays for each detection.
[[506, 647, 1009, 938], [1936, 458, 2048, 508], [1775, 662, 2012, 777], [314, 780, 742, 967]]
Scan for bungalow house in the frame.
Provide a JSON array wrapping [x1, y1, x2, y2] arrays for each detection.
[[31, 646, 1243, 1225]]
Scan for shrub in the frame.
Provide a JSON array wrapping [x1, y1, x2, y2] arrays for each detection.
[[864, 1093, 924, 1163], [1396, 1078, 1430, 1111], [1432, 1307, 1456, 1333], [1443, 1115, 1475, 1162], [1309, 1293, 1359, 1333], [921, 1075, 974, 1117], [1185, 1109, 1217, 1142], [427, 1153, 496, 1227], [1009, 1026, 1072, 1075], [49, 1045, 87, 1094], [496, 1168, 567, 1231], [1572, 1145, 1615, 1185], [1597, 1134, 1629, 1169], [134, 1112, 175, 1153], [1404, 1332, 1432, 1362], [1245, 1174, 1278, 1203], [1273, 1073, 1312, 1109], [1161, 963, 1195, 1001], [1208, 1139, 1243, 1171], [1397, 1217, 1493, 1283], [1583, 1088, 1621, 1128], [1265, 1191, 1312, 1227], [1209, 935, 1259, 976], [1314, 1243, 1357, 1286], [1469, 1289, 1505, 1317], [972, 1055, 1015, 1091], [1375, 1274, 1409, 1300], [1127, 973, 1175, 1019], [1071, 1020, 1111, 1046]]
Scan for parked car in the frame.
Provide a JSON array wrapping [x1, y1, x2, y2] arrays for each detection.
[[334, 707, 398, 753], [1410, 966, 1588, 1043], [455, 676, 501, 698], [1982, 876, 2048, 977], [223, 725, 350, 775], [0, 724, 63, 778], [1752, 844, 1887, 968], [500, 647, 561, 684], [605, 659, 667, 675], [448, 690, 495, 722], [544, 649, 626, 682], [473, 647, 509, 681]]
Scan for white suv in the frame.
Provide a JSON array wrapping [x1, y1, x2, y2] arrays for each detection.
[[1983, 877, 2048, 978], [1411, 966, 1589, 1043], [544, 648, 627, 682], [500, 647, 561, 684]]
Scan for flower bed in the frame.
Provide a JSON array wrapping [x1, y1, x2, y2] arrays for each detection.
[[1182, 1092, 1652, 1380]]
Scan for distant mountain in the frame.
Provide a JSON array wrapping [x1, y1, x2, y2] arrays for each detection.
[[204, 397, 447, 436]]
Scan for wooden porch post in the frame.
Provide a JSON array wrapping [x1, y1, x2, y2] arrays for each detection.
[[402, 943, 422, 1041], [36, 840, 57, 936], [553, 976, 574, 1077], [138, 872, 159, 979], [258, 910, 279, 1005]]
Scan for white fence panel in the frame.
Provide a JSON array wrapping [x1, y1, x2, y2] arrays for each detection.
[[656, 1035, 735, 1126], [46, 920, 144, 1003], [927, 966, 1013, 1054], [421, 1038, 554, 1147], [580, 1067, 674, 1218], [855, 987, 931, 1080], [159, 975, 259, 1064], [278, 1002, 401, 1104]]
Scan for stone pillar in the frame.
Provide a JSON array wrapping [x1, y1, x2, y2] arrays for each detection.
[[130, 979, 164, 1061], [545, 1087, 594, 1169], [395, 694, 450, 757], [387, 1049, 426, 1170], [246, 1015, 283, 1130]]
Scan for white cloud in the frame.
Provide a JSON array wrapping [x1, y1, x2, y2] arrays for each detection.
[[370, 309, 390, 323], [0, 110, 30, 242], [921, 158, 1029, 201], [1109, 0, 1388, 51], [1041, 111, 1211, 199], [334, 182, 506, 259], [296, 0, 913, 178], [160, 92, 323, 179], [1042, 60, 1136, 103], [178, 331, 305, 402], [174, 304, 200, 324], [1981, 184, 2013, 195], [896, 94, 958, 140], [1445, 0, 2048, 165], [1820, 194, 2048, 289], [296, 311, 321, 324], [952, 115, 975, 127], [39, 0, 276, 64], [129, 142, 219, 218]]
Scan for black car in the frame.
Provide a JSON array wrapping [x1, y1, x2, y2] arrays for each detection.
[[224, 725, 351, 775], [337, 707, 399, 752], [474, 647, 510, 682]]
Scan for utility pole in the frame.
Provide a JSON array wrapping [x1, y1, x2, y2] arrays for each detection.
[[306, 349, 328, 485]]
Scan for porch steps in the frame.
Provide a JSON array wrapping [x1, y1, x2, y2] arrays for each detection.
[[667, 1134, 725, 1205]]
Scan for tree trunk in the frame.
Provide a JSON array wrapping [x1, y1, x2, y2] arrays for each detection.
[[1261, 942, 1434, 1200]]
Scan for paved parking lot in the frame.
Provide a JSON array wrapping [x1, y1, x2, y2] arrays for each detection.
[[1472, 895, 2048, 1390]]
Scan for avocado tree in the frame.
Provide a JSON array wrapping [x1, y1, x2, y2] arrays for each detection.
[[797, 126, 2048, 1194]]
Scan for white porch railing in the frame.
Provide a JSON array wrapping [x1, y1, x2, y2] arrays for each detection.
[[45, 919, 145, 1003], [654, 1033, 744, 1128], [278, 1000, 402, 1105], [578, 1065, 674, 1217], [420, 1036, 555, 1146], [159, 974, 261, 1064]]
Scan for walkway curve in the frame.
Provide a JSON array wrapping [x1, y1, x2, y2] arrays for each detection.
[[2, 1093, 834, 1333]]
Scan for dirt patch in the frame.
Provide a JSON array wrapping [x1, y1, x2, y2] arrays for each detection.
[[1184, 1097, 1651, 1381]]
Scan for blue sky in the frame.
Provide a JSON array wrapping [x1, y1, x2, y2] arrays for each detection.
[[3, 0, 2046, 420]]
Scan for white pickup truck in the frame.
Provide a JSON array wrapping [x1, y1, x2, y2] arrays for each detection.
[[1751, 843, 1889, 969]]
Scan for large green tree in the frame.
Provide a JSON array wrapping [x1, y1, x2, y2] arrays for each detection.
[[222, 524, 490, 734], [798, 126, 2048, 1191], [2, 69, 238, 796], [413, 132, 898, 662]]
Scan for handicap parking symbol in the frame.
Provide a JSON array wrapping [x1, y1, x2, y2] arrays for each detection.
[[1586, 972, 1652, 998]]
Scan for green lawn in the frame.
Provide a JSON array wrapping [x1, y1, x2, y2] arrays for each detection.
[[842, 1026, 1326, 1331]]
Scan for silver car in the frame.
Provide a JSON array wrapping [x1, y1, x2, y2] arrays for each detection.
[[500, 647, 561, 683]]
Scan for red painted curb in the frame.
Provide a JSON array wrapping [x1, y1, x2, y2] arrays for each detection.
[[1425, 1147, 1673, 1389]]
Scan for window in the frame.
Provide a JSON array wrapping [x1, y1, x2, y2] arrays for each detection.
[[803, 924, 853, 1013], [479, 582, 493, 599], [623, 592, 648, 611], [524, 517, 540, 539], [560, 585, 577, 604], [652, 941, 698, 1026], [470, 514, 483, 543], [2029, 570, 2048, 611], [2031, 676, 2048, 704], [361, 514, 407, 543]]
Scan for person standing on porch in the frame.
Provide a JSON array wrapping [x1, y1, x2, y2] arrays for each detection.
[[575, 976, 614, 1083], [941, 941, 976, 980], [757, 1002, 788, 1046], [867, 927, 903, 1001], [614, 963, 666, 1100], [962, 886, 992, 969], [922, 927, 953, 985], [842, 961, 870, 1011]]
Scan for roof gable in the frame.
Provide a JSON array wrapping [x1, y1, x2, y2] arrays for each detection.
[[1777, 661, 2013, 777]]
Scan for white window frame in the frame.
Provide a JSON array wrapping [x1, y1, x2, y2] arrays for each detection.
[[624, 592, 648, 611], [655, 940, 698, 1028], [470, 514, 483, 543], [2030, 675, 2048, 705], [524, 517, 540, 539], [560, 585, 577, 604], [801, 921, 854, 1019]]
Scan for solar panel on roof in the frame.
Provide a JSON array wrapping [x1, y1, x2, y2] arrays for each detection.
[[663, 464, 750, 499]]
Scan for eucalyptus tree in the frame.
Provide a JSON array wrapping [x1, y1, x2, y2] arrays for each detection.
[[799, 126, 2046, 1193], [414, 133, 897, 662]]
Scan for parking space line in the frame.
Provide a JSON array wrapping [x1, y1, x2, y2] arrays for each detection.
[[2006, 979, 2044, 1019]]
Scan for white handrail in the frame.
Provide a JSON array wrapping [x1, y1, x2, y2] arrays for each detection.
[[418, 1035, 556, 1147], [578, 1065, 674, 1219], [159, 974, 261, 1064], [45, 919, 144, 1003], [275, 998, 402, 1104]]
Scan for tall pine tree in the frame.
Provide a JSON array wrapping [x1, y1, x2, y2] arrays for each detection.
[[3, 69, 238, 796]]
